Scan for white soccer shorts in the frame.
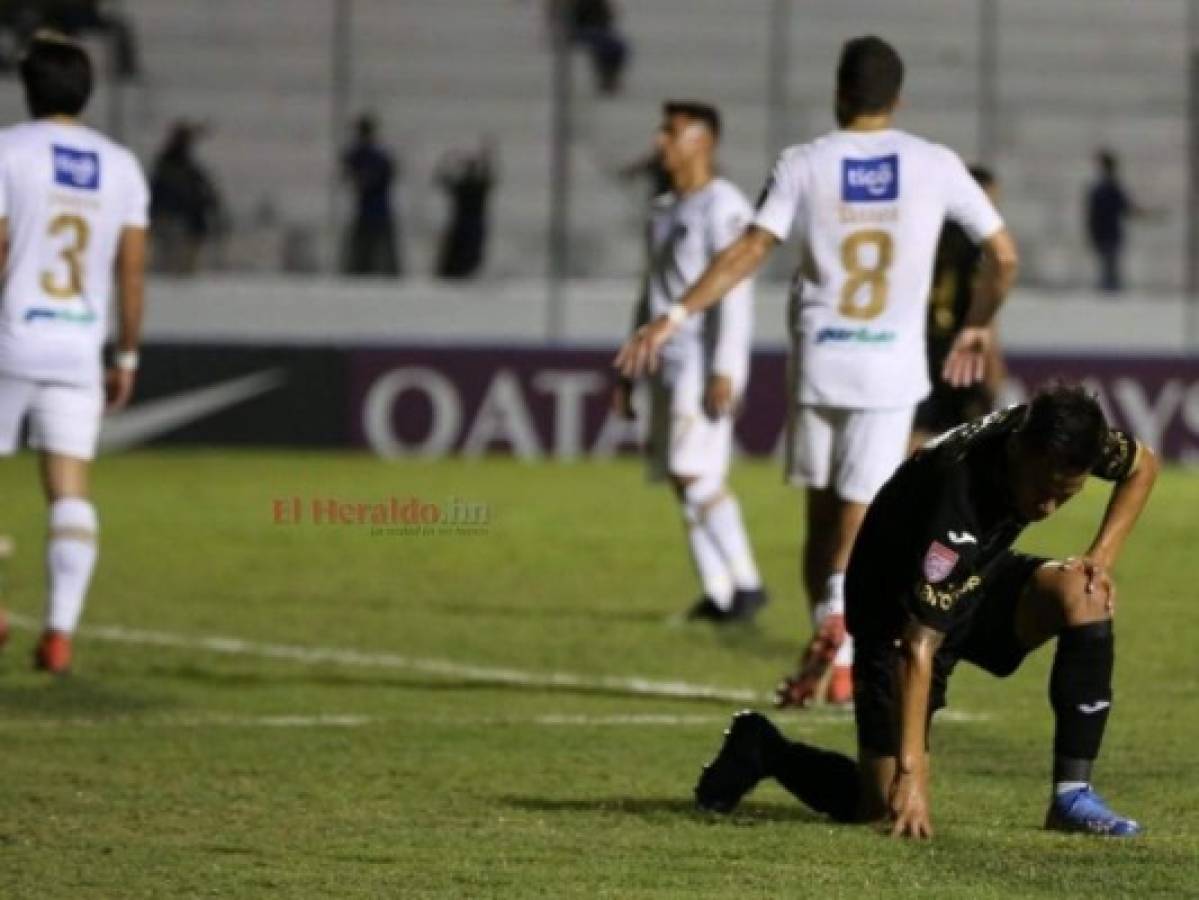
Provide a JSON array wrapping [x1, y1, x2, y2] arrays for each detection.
[[646, 359, 734, 481], [785, 404, 915, 504], [0, 374, 103, 461]]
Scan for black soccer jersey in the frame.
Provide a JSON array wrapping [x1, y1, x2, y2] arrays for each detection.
[[846, 405, 1137, 642], [925, 222, 979, 377]]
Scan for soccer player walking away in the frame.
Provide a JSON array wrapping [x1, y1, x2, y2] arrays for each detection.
[[613, 101, 768, 623], [909, 166, 1007, 451], [616, 36, 1018, 704], [0, 32, 149, 673], [694, 385, 1158, 838]]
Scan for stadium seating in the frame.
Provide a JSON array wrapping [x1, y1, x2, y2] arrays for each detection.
[[29, 0, 1184, 289]]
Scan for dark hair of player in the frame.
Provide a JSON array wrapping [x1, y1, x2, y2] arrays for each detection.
[[968, 165, 995, 189], [835, 36, 904, 126], [1015, 383, 1108, 473], [663, 100, 721, 141], [19, 31, 93, 119]]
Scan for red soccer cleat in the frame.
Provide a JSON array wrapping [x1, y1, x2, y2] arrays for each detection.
[[34, 630, 72, 674], [0, 609, 9, 650], [774, 613, 846, 708], [826, 664, 853, 705]]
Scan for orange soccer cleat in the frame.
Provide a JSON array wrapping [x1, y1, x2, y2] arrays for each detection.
[[825, 664, 853, 705], [34, 630, 72, 675]]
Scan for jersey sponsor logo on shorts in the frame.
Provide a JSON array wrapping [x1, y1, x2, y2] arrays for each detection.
[[920, 575, 981, 611], [841, 154, 898, 203], [947, 530, 977, 545], [52, 145, 100, 191], [815, 326, 896, 345], [922, 540, 959, 583]]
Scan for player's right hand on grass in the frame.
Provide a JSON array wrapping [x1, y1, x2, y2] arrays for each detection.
[[888, 771, 933, 839], [105, 367, 136, 412], [611, 378, 636, 421], [942, 326, 992, 388]]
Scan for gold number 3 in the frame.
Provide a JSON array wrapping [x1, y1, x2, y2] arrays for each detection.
[[40, 213, 91, 299], [839, 229, 893, 320]]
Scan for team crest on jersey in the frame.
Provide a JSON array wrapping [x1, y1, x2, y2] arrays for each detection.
[[52, 145, 100, 190], [841, 154, 898, 203], [922, 540, 959, 583]]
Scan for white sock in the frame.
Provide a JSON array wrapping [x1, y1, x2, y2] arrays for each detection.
[[834, 632, 854, 667], [812, 573, 846, 626], [1054, 781, 1089, 797], [682, 508, 734, 609], [45, 498, 98, 635], [700, 493, 762, 591]]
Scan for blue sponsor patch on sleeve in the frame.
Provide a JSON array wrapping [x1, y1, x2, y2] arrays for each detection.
[[841, 154, 898, 203], [52, 145, 101, 191]]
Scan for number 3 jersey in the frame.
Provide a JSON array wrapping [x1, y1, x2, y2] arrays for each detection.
[[753, 129, 1003, 410], [0, 121, 149, 386]]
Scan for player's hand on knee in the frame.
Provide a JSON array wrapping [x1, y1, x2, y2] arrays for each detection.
[[1063, 556, 1116, 615], [703, 374, 733, 420]]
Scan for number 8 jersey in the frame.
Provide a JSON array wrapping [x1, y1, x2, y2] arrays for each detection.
[[753, 129, 1002, 410], [0, 121, 149, 386]]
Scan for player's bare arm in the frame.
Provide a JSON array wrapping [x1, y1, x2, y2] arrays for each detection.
[[890, 616, 943, 839], [614, 225, 775, 378], [106, 225, 147, 412], [943, 227, 1018, 388], [1072, 440, 1159, 604], [0, 218, 8, 271]]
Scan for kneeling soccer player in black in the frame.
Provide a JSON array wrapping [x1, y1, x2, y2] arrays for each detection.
[[694, 384, 1158, 838]]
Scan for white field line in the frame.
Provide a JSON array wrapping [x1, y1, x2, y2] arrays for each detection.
[[0, 713, 372, 730], [2, 614, 989, 722], [6, 613, 760, 704], [0, 710, 989, 731]]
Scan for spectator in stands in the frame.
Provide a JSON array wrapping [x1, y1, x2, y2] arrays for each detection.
[[341, 114, 402, 277], [435, 138, 497, 279], [150, 121, 224, 275], [1085, 149, 1143, 293], [550, 0, 629, 95]]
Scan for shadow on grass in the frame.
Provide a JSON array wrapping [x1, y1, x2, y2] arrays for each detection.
[[143, 663, 753, 706], [0, 675, 170, 718], [501, 795, 821, 824]]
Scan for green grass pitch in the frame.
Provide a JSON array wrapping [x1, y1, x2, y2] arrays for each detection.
[[0, 451, 1196, 897]]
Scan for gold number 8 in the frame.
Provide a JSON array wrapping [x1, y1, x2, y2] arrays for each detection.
[[839, 229, 892, 320], [40, 213, 91, 299]]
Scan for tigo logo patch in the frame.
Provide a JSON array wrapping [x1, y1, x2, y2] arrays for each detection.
[[52, 146, 100, 190], [842, 154, 898, 203]]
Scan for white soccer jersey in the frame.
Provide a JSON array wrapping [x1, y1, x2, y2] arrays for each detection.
[[0, 121, 149, 386], [643, 177, 754, 389], [754, 129, 1003, 409]]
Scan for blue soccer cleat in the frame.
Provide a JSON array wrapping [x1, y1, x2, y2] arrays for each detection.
[[1044, 786, 1143, 837]]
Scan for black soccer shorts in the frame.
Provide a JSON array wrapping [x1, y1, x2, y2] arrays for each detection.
[[852, 551, 1048, 758]]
